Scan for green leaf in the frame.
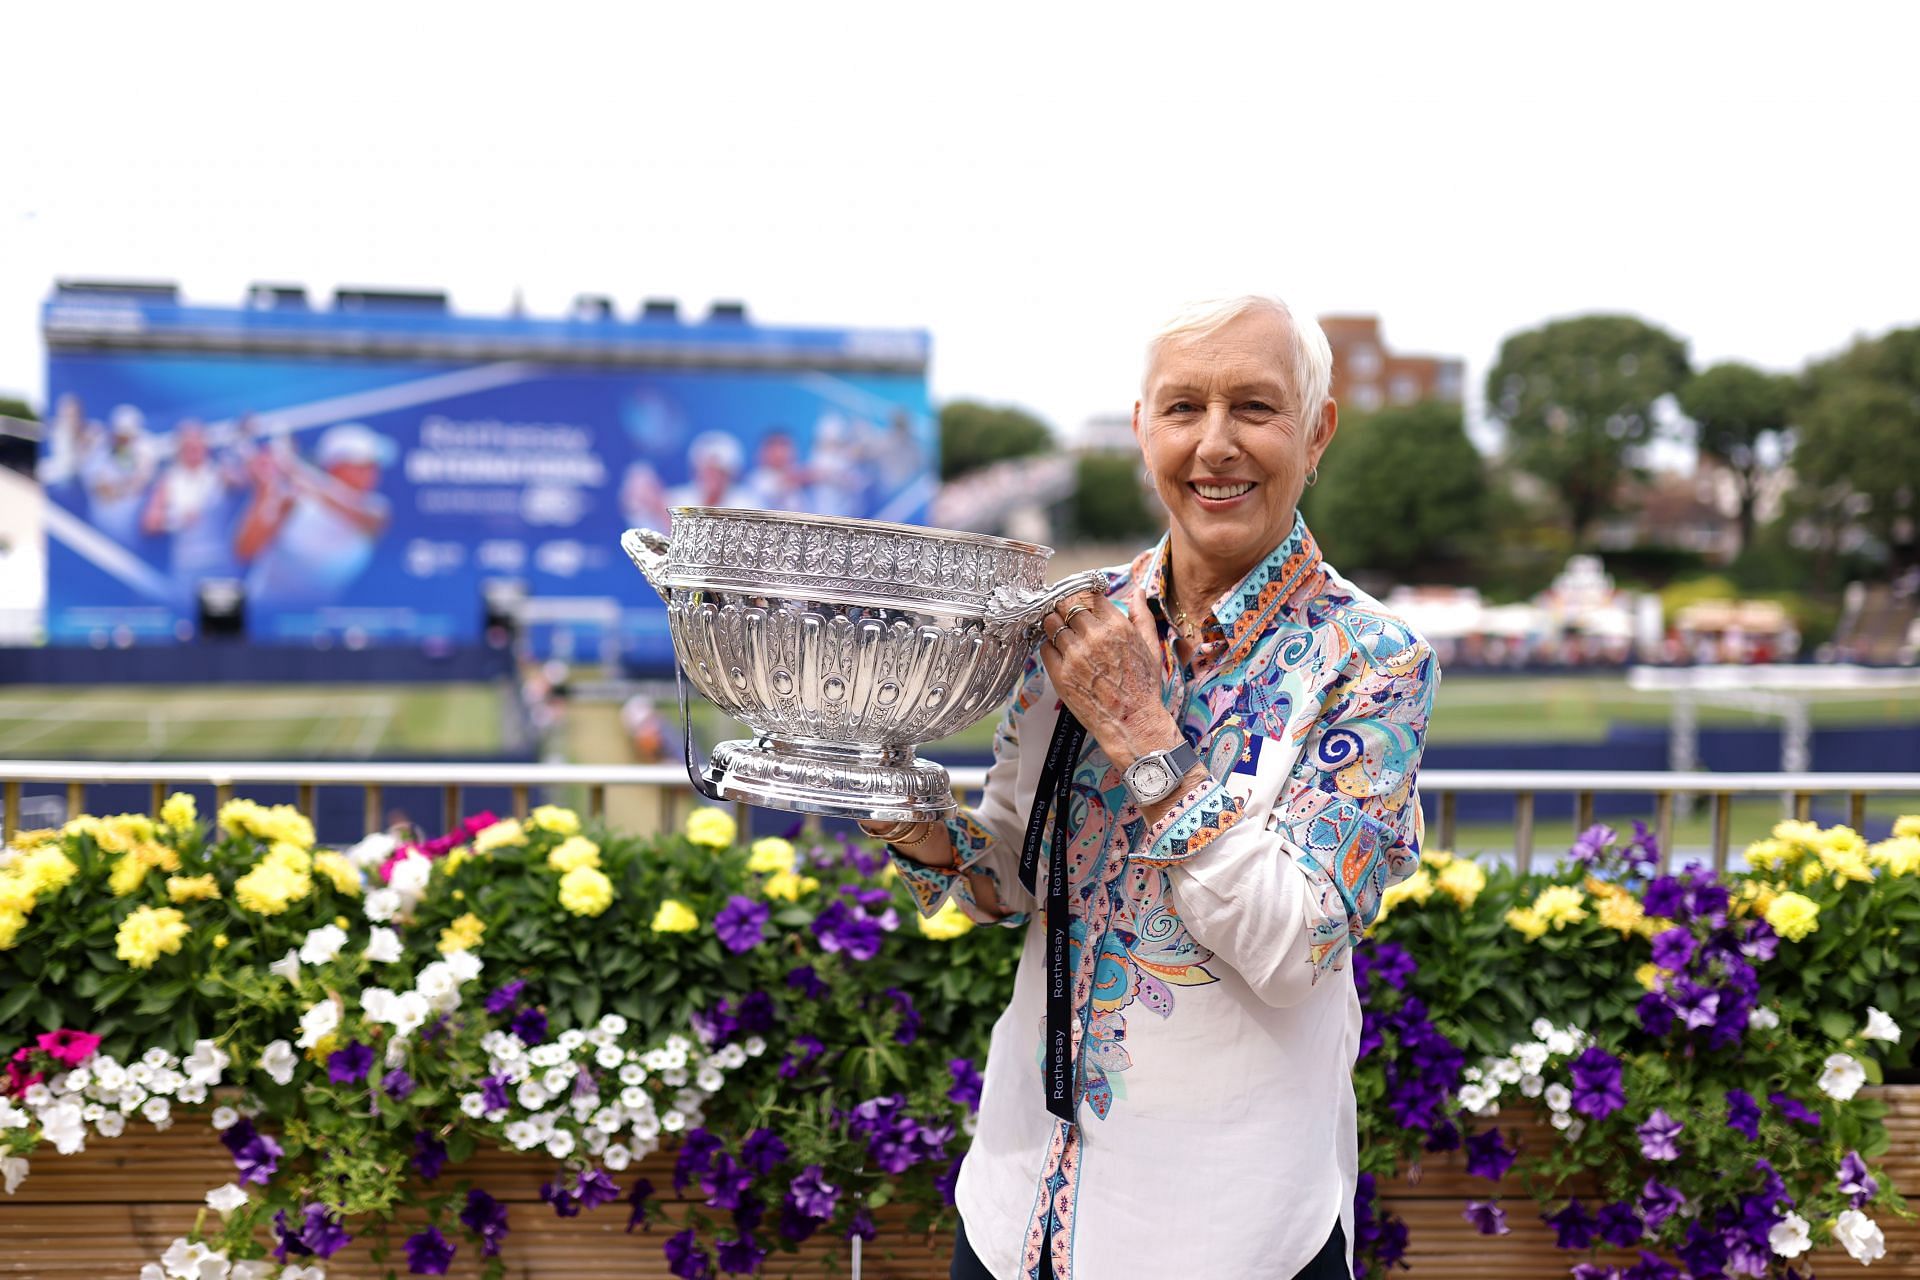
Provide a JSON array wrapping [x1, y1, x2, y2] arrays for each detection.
[[0, 982, 38, 1026], [1818, 1008, 1855, 1042]]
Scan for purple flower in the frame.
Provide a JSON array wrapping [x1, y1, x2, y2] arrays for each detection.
[[948, 1058, 984, 1112], [1649, 927, 1696, 972], [786, 965, 829, 1000], [1571, 1267, 1619, 1280], [777, 1198, 821, 1244], [736, 990, 775, 1036], [1463, 1201, 1509, 1235], [1637, 992, 1675, 1037], [382, 1067, 415, 1101], [779, 1035, 825, 1080], [1354, 941, 1416, 995], [714, 895, 771, 954], [1725, 1089, 1761, 1141], [1669, 979, 1721, 1031], [1570, 823, 1617, 866], [577, 1167, 622, 1212], [1737, 919, 1779, 963], [1546, 1198, 1597, 1250], [1622, 1252, 1679, 1280], [485, 978, 526, 1014], [1675, 1222, 1727, 1279], [273, 1203, 354, 1261], [1424, 1120, 1461, 1154], [1638, 1178, 1686, 1230], [1838, 1150, 1879, 1207], [674, 1128, 725, 1193], [1627, 821, 1662, 875], [1690, 880, 1730, 923], [882, 987, 922, 1045], [404, 1226, 456, 1275], [716, 1234, 768, 1275], [741, 1128, 789, 1176], [703, 1153, 756, 1212], [219, 1118, 283, 1186], [1768, 1091, 1822, 1128], [811, 900, 885, 960], [1637, 1109, 1683, 1162], [934, 1155, 963, 1206], [1464, 1128, 1518, 1181], [541, 1177, 581, 1218], [665, 1228, 713, 1279], [1597, 1201, 1644, 1249], [845, 1208, 877, 1242], [1569, 1046, 1626, 1120], [326, 1040, 374, 1085], [479, 1073, 511, 1113], [1643, 876, 1688, 921], [625, 1177, 656, 1234], [460, 1189, 511, 1257], [788, 1165, 839, 1219], [509, 1005, 548, 1045], [412, 1130, 448, 1183]]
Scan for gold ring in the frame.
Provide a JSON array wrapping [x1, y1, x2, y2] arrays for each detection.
[[1063, 604, 1093, 623], [1045, 623, 1067, 644]]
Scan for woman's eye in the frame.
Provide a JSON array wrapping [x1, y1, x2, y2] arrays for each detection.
[[1243, 401, 1274, 413]]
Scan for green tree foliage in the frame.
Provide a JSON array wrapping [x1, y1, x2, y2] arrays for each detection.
[[1676, 362, 1796, 554], [1796, 327, 1920, 569], [1483, 315, 1691, 545], [938, 400, 1054, 480], [1302, 399, 1487, 577], [0, 396, 36, 421], [1069, 453, 1160, 543]]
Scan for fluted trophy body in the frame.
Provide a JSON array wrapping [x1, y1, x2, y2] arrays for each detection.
[[623, 508, 1103, 821]]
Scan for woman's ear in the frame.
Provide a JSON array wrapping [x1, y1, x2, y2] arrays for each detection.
[[1307, 398, 1339, 468]]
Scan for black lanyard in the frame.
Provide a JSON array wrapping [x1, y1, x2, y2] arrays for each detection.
[[1017, 709, 1086, 1124]]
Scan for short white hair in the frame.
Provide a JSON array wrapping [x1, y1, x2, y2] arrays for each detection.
[[1143, 295, 1334, 423]]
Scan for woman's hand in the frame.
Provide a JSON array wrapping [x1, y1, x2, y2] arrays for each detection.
[[1038, 591, 1184, 771]]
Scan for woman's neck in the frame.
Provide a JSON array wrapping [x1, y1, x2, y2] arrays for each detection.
[[1166, 541, 1249, 624]]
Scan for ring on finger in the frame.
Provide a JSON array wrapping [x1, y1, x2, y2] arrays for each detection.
[[1063, 604, 1093, 624], [1045, 623, 1068, 644]]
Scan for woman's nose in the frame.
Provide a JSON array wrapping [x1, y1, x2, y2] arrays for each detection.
[[1196, 405, 1241, 461]]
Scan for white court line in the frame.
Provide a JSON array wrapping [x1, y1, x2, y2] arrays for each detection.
[[351, 698, 396, 758]]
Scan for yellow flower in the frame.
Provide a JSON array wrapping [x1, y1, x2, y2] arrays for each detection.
[[264, 843, 312, 875], [109, 845, 172, 897], [1764, 891, 1820, 942], [1742, 839, 1793, 872], [1734, 879, 1779, 918], [0, 908, 25, 950], [334, 915, 350, 929], [1420, 848, 1455, 870], [1596, 890, 1646, 935], [473, 818, 526, 853], [1869, 835, 1920, 877], [762, 870, 820, 902], [650, 897, 699, 932], [684, 807, 738, 849], [166, 874, 222, 904], [0, 872, 34, 915], [115, 905, 189, 969], [529, 805, 579, 836], [159, 791, 197, 830], [1533, 885, 1588, 930], [1635, 962, 1664, 991], [559, 867, 615, 918], [212, 933, 228, 949], [306, 1033, 339, 1063], [1894, 814, 1920, 839], [442, 846, 471, 875], [234, 861, 310, 915], [748, 837, 797, 874], [1636, 914, 1672, 940], [8, 828, 57, 851], [1436, 859, 1485, 908], [19, 847, 78, 897], [1505, 906, 1549, 942], [1772, 819, 1822, 849], [219, 798, 314, 847], [548, 836, 602, 873], [918, 900, 974, 940], [312, 852, 361, 895], [439, 912, 486, 953], [104, 814, 157, 849], [1800, 859, 1826, 886]]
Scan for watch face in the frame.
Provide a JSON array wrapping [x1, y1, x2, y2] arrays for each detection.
[[1134, 761, 1171, 797]]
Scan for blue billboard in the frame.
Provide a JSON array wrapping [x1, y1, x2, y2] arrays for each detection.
[[38, 287, 934, 666]]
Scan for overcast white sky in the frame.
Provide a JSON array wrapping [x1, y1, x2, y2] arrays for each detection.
[[6, 2, 1918, 443]]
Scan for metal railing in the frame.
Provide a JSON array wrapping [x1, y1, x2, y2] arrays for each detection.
[[3, 761, 1918, 875]]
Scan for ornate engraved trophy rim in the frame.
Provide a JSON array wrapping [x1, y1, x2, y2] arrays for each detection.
[[668, 505, 1056, 559]]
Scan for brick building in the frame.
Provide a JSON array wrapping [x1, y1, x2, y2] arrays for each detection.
[[1319, 315, 1464, 413]]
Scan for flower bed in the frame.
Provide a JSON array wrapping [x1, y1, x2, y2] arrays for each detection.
[[2, 797, 1918, 1279]]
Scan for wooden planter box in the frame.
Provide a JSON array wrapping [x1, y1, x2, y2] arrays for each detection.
[[7, 1089, 1918, 1277]]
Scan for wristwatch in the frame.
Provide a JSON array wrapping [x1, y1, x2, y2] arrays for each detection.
[[1122, 741, 1201, 806]]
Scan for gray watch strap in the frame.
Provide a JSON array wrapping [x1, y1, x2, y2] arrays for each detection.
[[1127, 739, 1202, 804]]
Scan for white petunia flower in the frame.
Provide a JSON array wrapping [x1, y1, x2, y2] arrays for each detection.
[[715, 1045, 746, 1070], [1, 1155, 27, 1194], [598, 1013, 629, 1037], [1457, 1084, 1491, 1113], [206, 1182, 249, 1216], [299, 925, 348, 966], [596, 1045, 625, 1071], [1818, 1052, 1867, 1102], [559, 1029, 587, 1051], [0, 1100, 27, 1130], [442, 948, 482, 985], [619, 1063, 647, 1086], [1749, 1006, 1781, 1031], [346, 831, 399, 869], [94, 1110, 126, 1137], [281, 1265, 326, 1280], [1545, 1030, 1577, 1056], [1550, 1110, 1573, 1131], [65, 1067, 92, 1092], [743, 1036, 766, 1058], [517, 1081, 550, 1111], [93, 1062, 127, 1092], [41, 1101, 87, 1154], [593, 1108, 622, 1133], [259, 1040, 298, 1087], [364, 926, 404, 964], [1544, 1083, 1573, 1113], [603, 1142, 632, 1171], [268, 950, 302, 984], [388, 852, 432, 900], [183, 1040, 230, 1087], [141, 1048, 171, 1070], [81, 1103, 104, 1122], [1489, 1059, 1522, 1085], [362, 887, 403, 922], [127, 1064, 155, 1088], [632, 1112, 662, 1141], [295, 1000, 341, 1049], [210, 1106, 240, 1131], [1515, 1043, 1548, 1075], [160, 1237, 211, 1278], [174, 1081, 207, 1106], [545, 1130, 576, 1159], [389, 991, 431, 1036], [660, 1109, 685, 1132], [460, 1093, 487, 1118], [1863, 1007, 1902, 1044], [119, 1088, 148, 1115], [414, 963, 459, 1011], [543, 1066, 575, 1094], [1531, 1017, 1554, 1040], [1520, 1075, 1545, 1098], [1833, 1209, 1887, 1264], [141, 1097, 172, 1130], [230, 1263, 276, 1280], [503, 1120, 539, 1150]]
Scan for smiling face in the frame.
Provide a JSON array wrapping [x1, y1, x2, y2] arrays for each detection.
[[1133, 306, 1337, 598]]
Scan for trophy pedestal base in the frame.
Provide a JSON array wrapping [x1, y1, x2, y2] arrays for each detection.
[[700, 737, 957, 824]]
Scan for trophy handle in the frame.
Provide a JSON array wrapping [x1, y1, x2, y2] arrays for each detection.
[[621, 528, 673, 601], [984, 569, 1110, 630]]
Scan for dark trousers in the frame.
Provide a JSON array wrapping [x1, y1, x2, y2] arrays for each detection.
[[952, 1215, 1346, 1280]]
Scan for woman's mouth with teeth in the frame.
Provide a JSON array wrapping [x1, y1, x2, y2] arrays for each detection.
[[1192, 481, 1255, 500]]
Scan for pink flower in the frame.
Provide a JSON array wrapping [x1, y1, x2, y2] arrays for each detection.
[[36, 1030, 102, 1067]]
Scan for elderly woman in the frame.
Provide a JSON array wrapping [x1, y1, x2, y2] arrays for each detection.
[[861, 296, 1438, 1280]]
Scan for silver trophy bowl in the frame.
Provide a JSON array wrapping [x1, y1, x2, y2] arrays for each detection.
[[623, 507, 1104, 822]]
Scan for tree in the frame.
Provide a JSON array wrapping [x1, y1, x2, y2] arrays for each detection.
[[1483, 315, 1691, 545], [938, 401, 1054, 480], [1676, 362, 1796, 555], [0, 396, 34, 421], [1794, 327, 1920, 569], [1069, 453, 1160, 543], [1301, 399, 1488, 578]]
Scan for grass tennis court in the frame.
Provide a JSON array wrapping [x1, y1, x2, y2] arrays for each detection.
[[0, 684, 505, 760]]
